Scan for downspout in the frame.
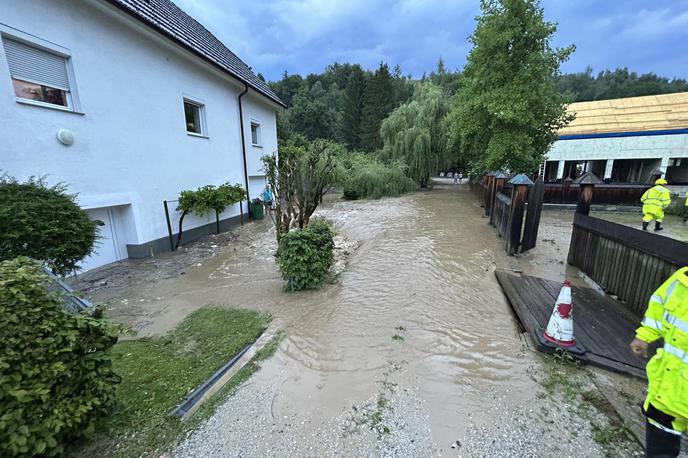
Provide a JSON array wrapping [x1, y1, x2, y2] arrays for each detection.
[[238, 83, 251, 218]]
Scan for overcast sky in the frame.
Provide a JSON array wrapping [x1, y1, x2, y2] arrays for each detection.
[[175, 0, 688, 82]]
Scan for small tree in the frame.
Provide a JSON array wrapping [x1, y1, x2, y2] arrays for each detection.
[[448, 0, 574, 174], [175, 183, 246, 249], [0, 176, 97, 275], [262, 136, 338, 242], [0, 257, 119, 457]]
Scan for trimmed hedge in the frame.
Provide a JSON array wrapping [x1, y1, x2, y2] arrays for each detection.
[[0, 257, 119, 457], [0, 177, 97, 275], [277, 220, 335, 291]]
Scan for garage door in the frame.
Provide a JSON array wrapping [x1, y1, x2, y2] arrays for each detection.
[[79, 207, 121, 272]]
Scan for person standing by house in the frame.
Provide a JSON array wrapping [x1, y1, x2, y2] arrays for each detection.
[[630, 268, 688, 457], [259, 184, 274, 219], [453, 172, 458, 184], [459, 172, 463, 183], [641, 178, 671, 231]]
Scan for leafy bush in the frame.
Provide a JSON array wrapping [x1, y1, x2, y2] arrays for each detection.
[[277, 220, 335, 291], [175, 182, 246, 248], [0, 176, 98, 275], [338, 153, 415, 200], [0, 257, 119, 457]]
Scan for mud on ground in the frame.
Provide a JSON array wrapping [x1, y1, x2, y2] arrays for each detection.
[[70, 184, 657, 456]]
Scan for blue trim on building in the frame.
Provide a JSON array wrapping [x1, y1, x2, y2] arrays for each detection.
[[559, 128, 688, 140]]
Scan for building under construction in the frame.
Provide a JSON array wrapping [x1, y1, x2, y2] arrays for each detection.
[[544, 92, 688, 184]]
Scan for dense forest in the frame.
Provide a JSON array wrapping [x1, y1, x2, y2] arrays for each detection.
[[269, 62, 688, 152]]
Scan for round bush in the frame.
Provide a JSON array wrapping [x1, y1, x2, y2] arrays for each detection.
[[0, 257, 120, 457], [277, 221, 335, 291], [0, 177, 98, 275]]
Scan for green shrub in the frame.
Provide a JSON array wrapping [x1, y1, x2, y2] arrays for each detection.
[[337, 154, 415, 200], [277, 220, 335, 291], [0, 176, 98, 275], [0, 257, 119, 457]]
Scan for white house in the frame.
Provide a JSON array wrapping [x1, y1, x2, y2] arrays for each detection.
[[0, 0, 284, 271], [543, 92, 688, 184]]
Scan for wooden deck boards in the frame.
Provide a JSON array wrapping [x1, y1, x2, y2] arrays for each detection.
[[495, 270, 646, 378]]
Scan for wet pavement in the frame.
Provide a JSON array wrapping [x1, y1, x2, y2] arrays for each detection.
[[74, 181, 644, 456]]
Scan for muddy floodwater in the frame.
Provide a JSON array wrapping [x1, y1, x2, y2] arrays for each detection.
[[75, 182, 643, 456]]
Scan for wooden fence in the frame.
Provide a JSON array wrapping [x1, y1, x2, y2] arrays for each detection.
[[472, 174, 545, 255], [544, 183, 649, 205], [568, 212, 688, 316]]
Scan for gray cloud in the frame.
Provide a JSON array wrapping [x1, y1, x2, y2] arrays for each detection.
[[175, 0, 688, 81]]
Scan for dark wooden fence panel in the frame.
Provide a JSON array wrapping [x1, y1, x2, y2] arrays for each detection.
[[545, 183, 649, 205], [521, 177, 545, 252], [567, 213, 688, 316], [493, 192, 511, 238]]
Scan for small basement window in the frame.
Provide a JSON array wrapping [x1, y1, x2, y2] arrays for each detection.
[[250, 120, 261, 146], [2, 36, 73, 109], [184, 99, 206, 135]]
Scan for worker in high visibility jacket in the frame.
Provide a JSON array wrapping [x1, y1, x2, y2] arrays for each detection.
[[683, 192, 688, 224], [641, 178, 671, 231], [630, 268, 688, 457]]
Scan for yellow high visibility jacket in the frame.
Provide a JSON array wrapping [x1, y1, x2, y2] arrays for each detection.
[[684, 192, 688, 207], [641, 185, 671, 217], [636, 267, 688, 419]]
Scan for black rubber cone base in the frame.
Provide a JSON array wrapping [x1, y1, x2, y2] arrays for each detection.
[[534, 327, 587, 356]]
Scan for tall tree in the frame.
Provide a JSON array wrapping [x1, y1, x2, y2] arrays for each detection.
[[380, 83, 450, 187], [339, 65, 367, 149], [360, 62, 395, 152], [448, 0, 574, 174]]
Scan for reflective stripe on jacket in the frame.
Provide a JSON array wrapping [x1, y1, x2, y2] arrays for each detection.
[[641, 185, 671, 214], [636, 267, 688, 419]]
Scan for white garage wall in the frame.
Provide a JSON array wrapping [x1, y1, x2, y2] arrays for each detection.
[[0, 0, 279, 265]]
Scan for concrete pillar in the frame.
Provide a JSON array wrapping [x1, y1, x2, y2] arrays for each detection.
[[556, 160, 565, 180], [604, 159, 614, 180]]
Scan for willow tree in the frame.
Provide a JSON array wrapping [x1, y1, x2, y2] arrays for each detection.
[[448, 0, 574, 174], [380, 83, 450, 187]]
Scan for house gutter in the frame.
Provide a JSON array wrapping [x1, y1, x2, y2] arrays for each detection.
[[238, 83, 251, 215]]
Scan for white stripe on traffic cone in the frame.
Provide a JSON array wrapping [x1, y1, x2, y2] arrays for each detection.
[[543, 280, 576, 347]]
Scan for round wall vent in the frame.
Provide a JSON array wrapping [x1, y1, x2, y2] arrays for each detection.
[[56, 129, 74, 146]]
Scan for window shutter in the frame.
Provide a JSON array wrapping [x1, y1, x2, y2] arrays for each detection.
[[2, 38, 70, 90]]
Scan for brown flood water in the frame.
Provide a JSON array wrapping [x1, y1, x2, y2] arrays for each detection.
[[81, 181, 581, 451]]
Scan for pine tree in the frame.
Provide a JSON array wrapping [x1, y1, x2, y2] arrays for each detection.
[[339, 65, 367, 149], [360, 62, 395, 152]]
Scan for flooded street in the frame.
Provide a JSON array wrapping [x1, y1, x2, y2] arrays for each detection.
[[76, 182, 639, 456]]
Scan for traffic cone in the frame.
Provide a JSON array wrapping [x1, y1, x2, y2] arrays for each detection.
[[543, 280, 576, 347]]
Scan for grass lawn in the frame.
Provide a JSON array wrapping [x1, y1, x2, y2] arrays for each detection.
[[71, 306, 274, 458]]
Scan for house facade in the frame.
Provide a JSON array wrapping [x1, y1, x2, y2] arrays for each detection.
[[543, 92, 688, 185], [0, 0, 284, 271]]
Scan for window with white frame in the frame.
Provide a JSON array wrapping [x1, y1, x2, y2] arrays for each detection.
[[250, 120, 261, 146], [183, 98, 206, 136], [2, 36, 74, 109]]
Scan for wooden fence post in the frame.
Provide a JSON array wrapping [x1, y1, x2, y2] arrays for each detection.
[[491, 172, 508, 226], [521, 175, 545, 252], [507, 174, 534, 255], [574, 172, 603, 215], [562, 176, 573, 204], [485, 171, 497, 217]]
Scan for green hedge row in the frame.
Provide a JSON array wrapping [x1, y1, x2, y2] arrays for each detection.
[[0, 257, 119, 457]]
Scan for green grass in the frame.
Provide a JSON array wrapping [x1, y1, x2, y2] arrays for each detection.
[[71, 307, 271, 458]]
